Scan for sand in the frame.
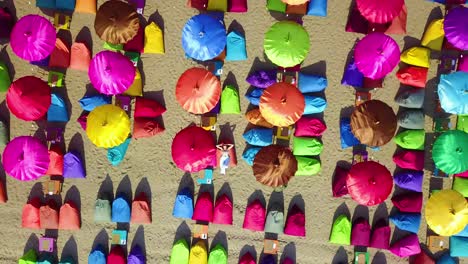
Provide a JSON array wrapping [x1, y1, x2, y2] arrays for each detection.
[[0, 0, 458, 263]]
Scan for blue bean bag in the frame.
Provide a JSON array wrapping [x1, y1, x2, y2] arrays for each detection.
[[340, 117, 360, 149], [245, 88, 264, 106], [242, 146, 261, 166], [261, 254, 276, 264], [450, 236, 468, 257], [298, 73, 327, 93], [226, 31, 247, 61], [107, 138, 131, 166], [56, 0, 75, 10], [341, 58, 364, 87], [47, 93, 69, 122], [79, 94, 112, 112], [37, 253, 55, 264], [30, 56, 50, 67], [437, 252, 457, 264], [112, 195, 131, 223], [88, 246, 106, 264], [303, 95, 327, 114], [172, 188, 194, 219], [36, 0, 55, 9], [243, 128, 273, 147], [389, 212, 421, 234], [306, 0, 327, 17]]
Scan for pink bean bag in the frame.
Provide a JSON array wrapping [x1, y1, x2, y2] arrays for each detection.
[[369, 220, 390, 249], [192, 192, 213, 222], [332, 166, 349, 197], [22, 197, 41, 229], [389, 234, 421, 258], [58, 201, 81, 230], [243, 199, 265, 231], [284, 205, 306, 237], [239, 252, 255, 264], [124, 25, 144, 53], [134, 97, 166, 118], [391, 192, 423, 213], [458, 56, 468, 72], [108, 246, 126, 264], [229, 0, 247, 12], [213, 194, 233, 225], [393, 150, 424, 170], [351, 218, 370, 247], [294, 116, 327, 137]]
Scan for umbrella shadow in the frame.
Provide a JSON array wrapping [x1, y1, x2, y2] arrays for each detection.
[[340, 106, 355, 119], [239, 245, 257, 263], [135, 177, 152, 211], [131, 225, 146, 257], [223, 71, 239, 89], [173, 221, 191, 245], [75, 26, 93, 55], [352, 205, 369, 224], [0, 46, 15, 81], [267, 190, 284, 213], [97, 174, 114, 201], [92, 229, 109, 255], [259, 252, 278, 263], [390, 228, 413, 245], [331, 246, 348, 264], [219, 122, 236, 145], [116, 175, 133, 205], [429, 177, 444, 193], [248, 57, 277, 77], [402, 36, 422, 54], [0, 155, 6, 201], [68, 133, 86, 173], [137, 57, 146, 87], [372, 203, 388, 228], [28, 182, 44, 203], [288, 194, 305, 214], [23, 233, 39, 255], [301, 60, 327, 78], [33, 125, 47, 142], [371, 252, 387, 264], [216, 182, 233, 206], [210, 230, 228, 252], [280, 242, 296, 263], [332, 202, 351, 235], [227, 19, 245, 39], [247, 190, 266, 210], [176, 173, 194, 200], [64, 185, 81, 223], [423, 76, 440, 119], [0, 0, 16, 20], [61, 235, 78, 264], [423, 7, 444, 40]]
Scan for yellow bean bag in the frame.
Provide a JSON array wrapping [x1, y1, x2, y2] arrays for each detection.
[[124, 68, 143, 97], [421, 19, 444, 51], [189, 241, 208, 264], [207, 0, 227, 12], [144, 22, 164, 54], [75, 0, 96, 14], [400, 47, 431, 68]]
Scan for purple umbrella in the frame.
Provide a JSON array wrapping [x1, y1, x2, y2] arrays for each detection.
[[2, 136, 49, 181], [89, 51, 136, 95], [10, 15, 56, 61], [444, 6, 468, 51], [354, 32, 400, 80]]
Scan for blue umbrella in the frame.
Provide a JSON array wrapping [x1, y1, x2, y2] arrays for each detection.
[[438, 71, 468, 114], [181, 14, 226, 61]]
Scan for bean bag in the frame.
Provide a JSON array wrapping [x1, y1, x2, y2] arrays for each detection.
[[295, 156, 321, 176], [19, 249, 37, 264], [112, 195, 131, 223], [384, 4, 407, 35], [49, 38, 70, 69], [395, 88, 425, 108], [450, 236, 468, 257], [267, 0, 286, 12], [437, 252, 455, 264], [75, 0, 96, 13], [207, 0, 227, 11], [306, 0, 327, 17], [389, 234, 421, 258], [58, 201, 80, 230], [40, 201, 59, 229], [243, 128, 273, 147], [239, 253, 255, 264], [389, 212, 421, 233], [392, 192, 423, 213], [369, 220, 390, 249], [340, 117, 360, 149], [332, 166, 349, 197], [393, 150, 425, 170], [46, 146, 64, 176], [396, 66, 428, 88], [245, 109, 273, 129], [192, 192, 213, 222], [94, 199, 112, 223], [329, 214, 351, 245], [173, 188, 194, 219], [128, 245, 145, 264], [36, 0, 55, 9], [421, 19, 444, 51], [458, 55, 468, 72], [31, 56, 50, 67], [351, 218, 370, 247], [282, 258, 294, 264], [341, 58, 364, 87], [208, 244, 227, 264], [108, 246, 126, 264], [265, 203, 284, 234], [246, 70, 276, 89], [0, 61, 11, 92], [131, 192, 151, 224], [144, 22, 164, 54], [189, 241, 208, 264], [187, 0, 208, 9], [0, 181, 6, 203], [260, 255, 276, 264], [63, 151, 86, 178], [88, 246, 106, 264], [242, 146, 262, 166], [284, 205, 306, 237], [108, 138, 131, 166], [103, 42, 123, 52], [397, 109, 425, 129], [220, 85, 241, 114], [77, 112, 88, 131], [298, 73, 327, 93], [0, 120, 8, 148], [286, 3, 307, 15], [243, 199, 265, 231], [124, 25, 144, 53], [170, 239, 189, 264], [0, 8, 13, 39], [411, 251, 434, 264], [135, 97, 166, 118], [56, 0, 75, 11], [47, 93, 69, 122], [453, 177, 468, 197], [456, 170, 468, 177], [229, 0, 247, 12], [362, 77, 383, 89], [245, 88, 265, 105], [400, 47, 431, 68], [79, 94, 111, 112], [294, 116, 326, 137], [22, 198, 41, 229], [226, 31, 247, 61], [394, 170, 423, 192], [213, 194, 232, 225], [124, 68, 143, 97], [303, 95, 327, 114], [133, 118, 164, 139], [292, 137, 323, 156], [394, 129, 425, 150], [37, 254, 55, 264]]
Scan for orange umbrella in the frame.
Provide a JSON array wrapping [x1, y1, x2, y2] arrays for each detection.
[[259, 82, 305, 127], [281, 0, 310, 5], [176, 68, 221, 114]]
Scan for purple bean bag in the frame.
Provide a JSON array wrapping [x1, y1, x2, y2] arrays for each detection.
[[369, 220, 390, 249], [351, 217, 370, 246], [243, 199, 265, 231], [389, 234, 421, 258], [391, 192, 423, 213], [245, 70, 277, 88], [63, 151, 86, 178], [393, 170, 423, 192], [393, 150, 425, 170], [294, 116, 327, 137], [192, 192, 213, 222], [128, 245, 145, 264], [332, 166, 349, 198], [458, 55, 468, 72], [341, 58, 364, 87]]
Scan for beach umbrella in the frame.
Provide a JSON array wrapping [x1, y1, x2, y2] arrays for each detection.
[[264, 21, 310, 67], [253, 145, 297, 188], [432, 130, 468, 174], [10, 15, 56, 61], [438, 71, 468, 115], [259, 82, 305, 127], [89, 51, 136, 95], [2, 136, 49, 181], [171, 126, 216, 172], [356, 0, 404, 24], [94, 0, 139, 45], [346, 161, 393, 206], [176, 67, 221, 114], [128, 245, 145, 264], [86, 104, 131, 148], [354, 33, 400, 79], [350, 100, 397, 147], [444, 6, 468, 51], [7, 76, 51, 121], [426, 190, 468, 236], [181, 14, 226, 61]]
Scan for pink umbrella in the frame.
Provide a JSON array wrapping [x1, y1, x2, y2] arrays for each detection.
[[444, 6, 468, 51], [356, 0, 404, 24], [2, 136, 49, 181], [354, 32, 400, 80], [171, 126, 216, 173], [10, 15, 56, 61], [7, 76, 51, 121], [89, 51, 136, 95]]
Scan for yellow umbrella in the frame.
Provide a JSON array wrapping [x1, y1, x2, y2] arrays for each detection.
[[425, 189, 468, 236], [281, 0, 310, 5], [86, 104, 130, 148]]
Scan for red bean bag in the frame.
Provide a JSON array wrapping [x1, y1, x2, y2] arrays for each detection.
[[213, 194, 233, 225], [391, 192, 423, 213], [49, 38, 70, 69], [243, 199, 265, 231], [46, 145, 64, 176], [22, 197, 41, 229], [0, 181, 6, 203], [396, 66, 428, 88], [58, 201, 81, 230], [410, 250, 435, 264], [124, 25, 144, 53], [192, 192, 213, 222], [70, 42, 91, 71], [369, 220, 390, 249], [40, 200, 59, 229], [239, 252, 255, 264], [133, 118, 165, 139], [108, 246, 126, 264], [134, 97, 166, 118], [131, 192, 152, 224], [187, 0, 208, 9], [393, 150, 424, 171], [284, 205, 306, 237]]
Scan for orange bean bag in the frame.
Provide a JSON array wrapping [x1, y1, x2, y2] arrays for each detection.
[[49, 38, 70, 69], [40, 201, 59, 229], [58, 201, 81, 230], [70, 42, 91, 71], [22, 197, 41, 229], [75, 0, 96, 14], [0, 180, 6, 203], [46, 145, 64, 176], [133, 118, 165, 139], [131, 192, 152, 224]]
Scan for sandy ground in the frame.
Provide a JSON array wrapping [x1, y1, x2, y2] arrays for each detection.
[[0, 0, 460, 263]]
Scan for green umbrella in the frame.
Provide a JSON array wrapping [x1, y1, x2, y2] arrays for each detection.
[[170, 239, 189, 264], [208, 244, 228, 264], [432, 130, 468, 174], [264, 21, 310, 67], [19, 249, 37, 264]]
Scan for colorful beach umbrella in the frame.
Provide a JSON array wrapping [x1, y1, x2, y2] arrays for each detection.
[[175, 68, 221, 114], [253, 145, 297, 187], [10, 15, 56, 61], [264, 21, 310, 67], [356, 0, 404, 24], [425, 189, 468, 236], [86, 104, 131, 148], [89, 51, 136, 95], [2, 136, 49, 181], [259, 82, 305, 127], [7, 76, 51, 121], [354, 32, 400, 79], [438, 71, 468, 114], [171, 126, 216, 172], [94, 0, 140, 45], [444, 6, 468, 51], [432, 130, 468, 174], [181, 14, 226, 61], [346, 161, 393, 206]]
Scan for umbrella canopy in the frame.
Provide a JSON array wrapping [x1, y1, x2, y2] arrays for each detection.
[[354, 32, 400, 79], [171, 126, 216, 172], [426, 190, 468, 236], [10, 15, 56, 61], [444, 6, 468, 51], [89, 51, 136, 95], [86, 104, 131, 148], [7, 76, 51, 121], [350, 100, 397, 147], [432, 130, 468, 174], [346, 161, 393, 206], [2, 136, 49, 181], [264, 21, 310, 67], [181, 14, 226, 61], [259, 82, 305, 127], [94, 0, 139, 45], [438, 71, 468, 114], [356, 0, 404, 24], [176, 68, 221, 114], [253, 145, 297, 187]]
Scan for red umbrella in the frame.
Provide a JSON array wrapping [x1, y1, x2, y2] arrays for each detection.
[[356, 0, 404, 24], [7, 76, 51, 121], [346, 161, 393, 206]]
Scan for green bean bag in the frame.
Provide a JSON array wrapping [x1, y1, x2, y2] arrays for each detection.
[[453, 177, 468, 197], [394, 129, 425, 150], [329, 215, 351, 245], [293, 137, 323, 156], [208, 244, 227, 264], [0, 120, 9, 147], [19, 249, 37, 264], [457, 115, 468, 132], [267, 0, 286, 13], [170, 239, 190, 264], [295, 156, 321, 176], [0, 61, 10, 92], [220, 85, 240, 114]]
